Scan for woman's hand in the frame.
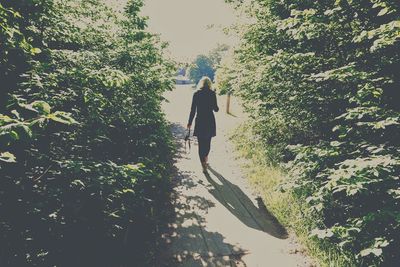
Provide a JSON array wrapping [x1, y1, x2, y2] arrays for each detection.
[[187, 124, 191, 129]]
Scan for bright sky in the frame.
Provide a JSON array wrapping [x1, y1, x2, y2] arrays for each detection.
[[141, 0, 237, 62]]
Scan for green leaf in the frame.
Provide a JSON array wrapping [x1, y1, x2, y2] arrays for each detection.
[[30, 47, 42, 55], [10, 110, 20, 119], [16, 124, 33, 139], [71, 179, 85, 189], [0, 114, 15, 125], [330, 141, 342, 147], [122, 188, 134, 194], [48, 111, 77, 125], [32, 101, 51, 115], [0, 152, 16, 163], [359, 248, 382, 257], [108, 211, 120, 218], [9, 130, 19, 140], [310, 228, 334, 239], [377, 8, 388, 16]]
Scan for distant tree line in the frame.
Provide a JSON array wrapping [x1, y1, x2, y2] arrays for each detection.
[[188, 44, 229, 85]]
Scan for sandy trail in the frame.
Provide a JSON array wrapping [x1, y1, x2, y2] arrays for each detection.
[[161, 84, 312, 267]]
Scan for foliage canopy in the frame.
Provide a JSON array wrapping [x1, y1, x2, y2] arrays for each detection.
[[222, 0, 400, 265], [0, 0, 174, 265]]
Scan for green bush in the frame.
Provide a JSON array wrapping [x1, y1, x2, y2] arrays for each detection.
[[223, 0, 400, 265], [0, 0, 174, 266]]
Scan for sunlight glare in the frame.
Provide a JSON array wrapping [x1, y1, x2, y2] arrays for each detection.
[[141, 0, 237, 62]]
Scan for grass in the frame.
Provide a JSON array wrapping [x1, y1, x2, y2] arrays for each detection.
[[229, 122, 356, 267]]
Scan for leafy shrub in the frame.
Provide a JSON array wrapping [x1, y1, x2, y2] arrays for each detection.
[[223, 0, 400, 265], [1, 0, 174, 266]]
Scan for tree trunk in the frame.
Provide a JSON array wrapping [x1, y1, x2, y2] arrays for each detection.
[[226, 93, 231, 114]]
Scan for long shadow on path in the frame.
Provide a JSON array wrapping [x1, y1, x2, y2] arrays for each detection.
[[160, 165, 247, 266], [160, 121, 289, 267], [159, 123, 247, 266], [204, 166, 287, 239]]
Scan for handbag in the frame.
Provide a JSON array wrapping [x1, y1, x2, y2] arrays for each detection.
[[184, 128, 191, 150]]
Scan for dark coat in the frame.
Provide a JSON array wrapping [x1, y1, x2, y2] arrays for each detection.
[[188, 89, 219, 137]]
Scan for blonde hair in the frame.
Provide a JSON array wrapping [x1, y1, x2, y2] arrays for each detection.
[[197, 76, 212, 90]]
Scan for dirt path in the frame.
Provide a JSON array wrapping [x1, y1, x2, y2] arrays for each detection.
[[161, 84, 313, 267]]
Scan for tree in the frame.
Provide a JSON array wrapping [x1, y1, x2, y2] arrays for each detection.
[[0, 0, 174, 266], [209, 43, 230, 68], [188, 44, 231, 85], [188, 54, 215, 84], [215, 48, 236, 113], [224, 0, 400, 265], [215, 48, 236, 95]]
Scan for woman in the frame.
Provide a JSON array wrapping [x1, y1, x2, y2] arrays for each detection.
[[187, 76, 219, 172]]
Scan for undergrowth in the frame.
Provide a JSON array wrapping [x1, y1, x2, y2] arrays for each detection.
[[230, 122, 357, 267]]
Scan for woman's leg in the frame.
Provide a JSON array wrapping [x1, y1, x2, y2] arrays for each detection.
[[204, 137, 212, 161], [197, 137, 207, 163]]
